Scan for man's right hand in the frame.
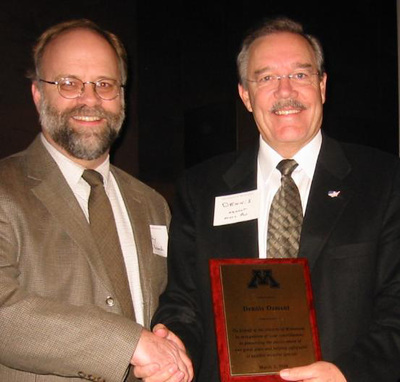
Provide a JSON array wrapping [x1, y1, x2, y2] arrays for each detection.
[[131, 327, 193, 382], [134, 363, 187, 382]]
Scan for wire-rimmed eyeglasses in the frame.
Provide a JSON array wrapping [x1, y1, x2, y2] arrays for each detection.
[[246, 71, 320, 89], [39, 77, 125, 100]]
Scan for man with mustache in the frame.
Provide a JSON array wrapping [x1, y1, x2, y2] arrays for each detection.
[[0, 19, 192, 382], [146, 16, 400, 382]]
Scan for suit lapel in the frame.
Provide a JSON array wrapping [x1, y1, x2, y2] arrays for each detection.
[[299, 135, 353, 269], [26, 136, 115, 296], [220, 146, 259, 259]]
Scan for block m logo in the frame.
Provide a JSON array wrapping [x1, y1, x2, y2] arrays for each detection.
[[247, 269, 280, 289]]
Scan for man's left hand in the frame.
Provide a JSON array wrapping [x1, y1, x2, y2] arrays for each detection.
[[280, 361, 346, 381]]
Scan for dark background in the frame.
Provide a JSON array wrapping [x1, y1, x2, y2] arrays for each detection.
[[0, 0, 397, 204]]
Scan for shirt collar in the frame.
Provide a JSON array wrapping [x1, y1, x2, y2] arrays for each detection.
[[40, 133, 111, 187], [258, 130, 322, 182]]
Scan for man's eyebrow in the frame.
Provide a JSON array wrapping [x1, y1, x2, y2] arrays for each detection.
[[292, 62, 313, 69], [253, 66, 273, 76], [253, 62, 314, 76]]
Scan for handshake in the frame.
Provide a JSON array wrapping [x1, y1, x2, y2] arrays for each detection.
[[131, 324, 194, 382]]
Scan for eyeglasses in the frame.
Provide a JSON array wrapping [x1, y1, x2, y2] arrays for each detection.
[[39, 77, 125, 100], [246, 71, 320, 89]]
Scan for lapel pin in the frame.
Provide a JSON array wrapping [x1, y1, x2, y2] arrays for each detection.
[[328, 190, 341, 198]]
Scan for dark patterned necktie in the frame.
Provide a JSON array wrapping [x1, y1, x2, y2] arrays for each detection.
[[82, 169, 135, 319], [267, 159, 303, 258]]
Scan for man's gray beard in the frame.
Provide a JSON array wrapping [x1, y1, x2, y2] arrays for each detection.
[[39, 98, 125, 160]]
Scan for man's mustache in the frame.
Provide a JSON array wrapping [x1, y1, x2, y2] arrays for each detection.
[[270, 99, 306, 113], [68, 105, 108, 118]]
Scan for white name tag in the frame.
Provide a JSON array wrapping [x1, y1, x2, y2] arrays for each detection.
[[150, 225, 168, 257], [213, 190, 259, 226]]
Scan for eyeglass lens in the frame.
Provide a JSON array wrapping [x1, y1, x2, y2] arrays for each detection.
[[58, 78, 121, 100]]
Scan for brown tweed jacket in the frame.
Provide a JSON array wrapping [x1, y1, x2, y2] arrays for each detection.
[[0, 135, 170, 381]]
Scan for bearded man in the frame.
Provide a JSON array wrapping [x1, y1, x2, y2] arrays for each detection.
[[0, 19, 192, 382]]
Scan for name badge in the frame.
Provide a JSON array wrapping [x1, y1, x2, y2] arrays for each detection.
[[213, 190, 259, 226], [150, 225, 168, 257]]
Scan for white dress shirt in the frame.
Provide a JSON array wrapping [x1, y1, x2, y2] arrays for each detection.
[[257, 132, 322, 258], [41, 134, 144, 325]]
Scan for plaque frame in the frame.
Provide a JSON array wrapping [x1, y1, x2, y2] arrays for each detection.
[[209, 258, 321, 382]]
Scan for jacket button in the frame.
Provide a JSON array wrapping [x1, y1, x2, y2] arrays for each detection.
[[105, 296, 114, 307]]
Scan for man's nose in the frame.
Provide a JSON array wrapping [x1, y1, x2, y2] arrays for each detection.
[[273, 76, 298, 99], [77, 83, 102, 106]]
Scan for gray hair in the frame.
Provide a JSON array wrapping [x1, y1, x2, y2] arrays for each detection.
[[237, 17, 325, 88]]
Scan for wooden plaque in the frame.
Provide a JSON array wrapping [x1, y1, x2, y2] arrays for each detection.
[[209, 258, 321, 381]]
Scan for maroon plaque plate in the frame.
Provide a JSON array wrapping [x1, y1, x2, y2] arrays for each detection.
[[209, 258, 321, 381]]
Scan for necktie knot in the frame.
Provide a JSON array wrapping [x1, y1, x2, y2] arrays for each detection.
[[277, 159, 298, 177], [82, 169, 104, 187]]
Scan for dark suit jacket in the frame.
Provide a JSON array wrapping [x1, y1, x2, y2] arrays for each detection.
[[152, 134, 400, 382], [0, 135, 170, 382]]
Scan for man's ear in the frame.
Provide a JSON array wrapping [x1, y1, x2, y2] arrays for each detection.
[[238, 83, 253, 112], [320, 72, 327, 104], [31, 81, 41, 112]]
